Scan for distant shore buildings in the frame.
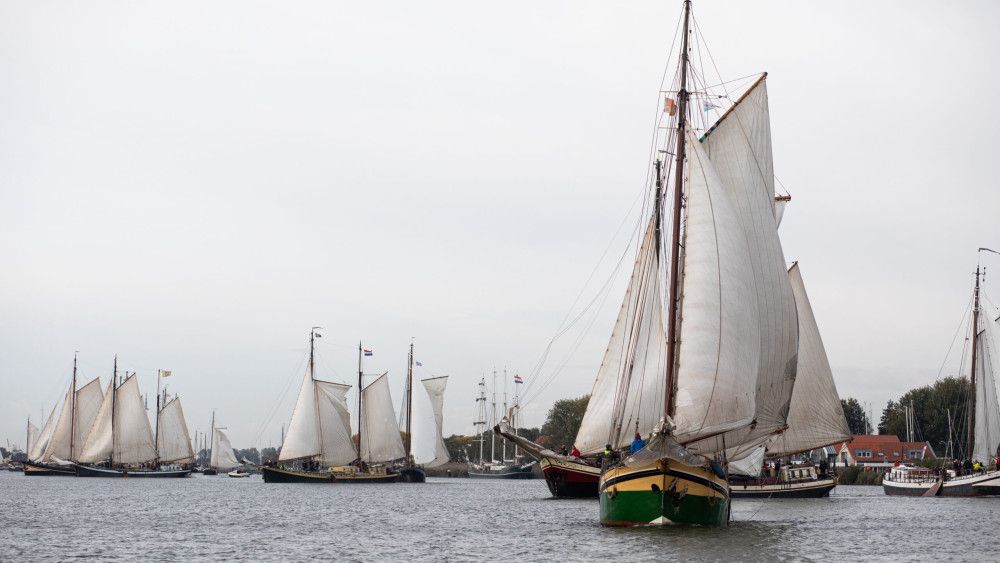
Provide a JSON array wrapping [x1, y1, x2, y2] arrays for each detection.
[[833, 434, 936, 469]]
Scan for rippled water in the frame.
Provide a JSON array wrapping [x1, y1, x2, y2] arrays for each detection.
[[2, 471, 998, 561]]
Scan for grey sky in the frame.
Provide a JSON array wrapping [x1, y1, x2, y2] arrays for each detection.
[[2, 1, 999, 449]]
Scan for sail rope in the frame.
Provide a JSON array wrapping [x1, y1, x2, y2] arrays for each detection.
[[252, 352, 308, 447]]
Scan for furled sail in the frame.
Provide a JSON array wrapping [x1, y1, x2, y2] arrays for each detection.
[[210, 428, 241, 471], [360, 373, 406, 463], [28, 405, 57, 462], [157, 398, 195, 464], [728, 444, 766, 477], [973, 310, 1000, 464], [315, 381, 357, 466], [576, 220, 666, 455], [670, 131, 761, 450], [112, 375, 157, 465], [768, 264, 850, 458], [78, 381, 115, 463], [411, 376, 450, 467], [42, 377, 104, 463], [688, 76, 798, 457]]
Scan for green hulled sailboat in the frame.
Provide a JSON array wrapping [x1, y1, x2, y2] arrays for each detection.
[[592, 0, 800, 526]]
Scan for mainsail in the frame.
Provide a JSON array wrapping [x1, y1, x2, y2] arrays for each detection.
[[278, 365, 357, 466], [410, 376, 449, 467], [28, 405, 57, 462], [689, 76, 799, 457], [41, 377, 103, 463], [360, 373, 406, 463], [210, 428, 241, 471], [671, 130, 762, 451], [973, 309, 1000, 464], [26, 421, 39, 457], [156, 398, 195, 464], [112, 375, 157, 465], [766, 264, 850, 458], [78, 381, 115, 463]]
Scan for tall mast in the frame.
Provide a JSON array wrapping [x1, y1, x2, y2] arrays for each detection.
[[357, 341, 364, 463], [502, 367, 508, 462], [490, 370, 497, 463], [25, 416, 30, 456], [475, 377, 486, 464], [154, 369, 162, 463], [110, 355, 118, 465], [69, 352, 78, 461], [310, 327, 323, 463], [664, 0, 692, 420], [404, 340, 414, 462], [209, 410, 216, 469], [966, 265, 982, 460]]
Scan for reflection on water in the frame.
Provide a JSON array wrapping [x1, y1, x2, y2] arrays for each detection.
[[1, 472, 996, 561]]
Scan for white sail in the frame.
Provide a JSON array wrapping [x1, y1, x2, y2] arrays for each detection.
[[41, 387, 73, 462], [112, 375, 157, 465], [360, 373, 406, 463], [774, 198, 787, 228], [768, 264, 850, 458], [973, 309, 1000, 464], [316, 381, 357, 466], [210, 428, 241, 471], [26, 421, 39, 456], [688, 76, 799, 456], [576, 221, 665, 455], [42, 377, 104, 462], [671, 131, 761, 450], [78, 381, 115, 464], [28, 405, 57, 462], [279, 366, 321, 461], [72, 378, 104, 460], [728, 444, 766, 477], [157, 398, 195, 464], [411, 376, 449, 467]]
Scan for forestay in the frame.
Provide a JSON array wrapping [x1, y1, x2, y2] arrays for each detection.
[[157, 398, 195, 464], [360, 373, 406, 463], [692, 76, 799, 458], [411, 376, 449, 467], [767, 264, 850, 458]]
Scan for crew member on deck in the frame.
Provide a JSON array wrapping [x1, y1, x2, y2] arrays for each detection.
[[630, 433, 646, 454]]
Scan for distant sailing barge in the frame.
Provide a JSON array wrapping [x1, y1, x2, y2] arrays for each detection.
[[468, 374, 534, 479], [261, 330, 448, 484]]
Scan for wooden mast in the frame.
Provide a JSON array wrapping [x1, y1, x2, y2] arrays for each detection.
[[404, 340, 414, 463], [966, 265, 982, 460], [69, 352, 78, 461], [357, 341, 364, 464], [310, 327, 322, 467], [664, 0, 692, 419], [110, 355, 117, 465], [154, 368, 161, 465]]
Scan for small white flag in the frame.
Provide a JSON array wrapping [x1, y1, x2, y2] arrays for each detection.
[[159, 370, 173, 378]]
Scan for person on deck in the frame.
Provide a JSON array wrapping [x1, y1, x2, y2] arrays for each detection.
[[570, 446, 581, 458], [630, 433, 646, 454], [963, 459, 973, 475], [559, 445, 568, 456], [974, 460, 982, 473]]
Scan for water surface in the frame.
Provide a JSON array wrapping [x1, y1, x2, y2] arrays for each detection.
[[2, 472, 996, 561]]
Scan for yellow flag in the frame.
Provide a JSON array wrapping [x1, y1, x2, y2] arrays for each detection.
[[159, 370, 173, 378]]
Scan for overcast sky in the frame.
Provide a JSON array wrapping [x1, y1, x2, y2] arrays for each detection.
[[2, 1, 999, 450]]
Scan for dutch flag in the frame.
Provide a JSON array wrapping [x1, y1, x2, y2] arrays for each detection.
[[514, 374, 523, 384], [363, 348, 373, 356]]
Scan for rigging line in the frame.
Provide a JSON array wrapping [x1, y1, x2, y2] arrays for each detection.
[[935, 293, 975, 380], [252, 354, 308, 445], [520, 208, 646, 400]]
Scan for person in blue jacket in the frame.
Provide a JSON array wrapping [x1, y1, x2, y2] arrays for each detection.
[[629, 432, 646, 454]]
